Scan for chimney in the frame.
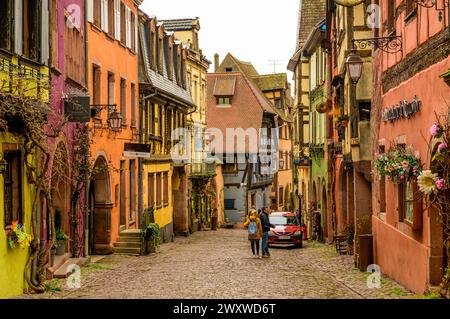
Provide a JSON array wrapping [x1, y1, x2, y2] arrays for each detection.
[[214, 53, 219, 72]]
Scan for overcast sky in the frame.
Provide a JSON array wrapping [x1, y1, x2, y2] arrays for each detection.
[[140, 0, 299, 80]]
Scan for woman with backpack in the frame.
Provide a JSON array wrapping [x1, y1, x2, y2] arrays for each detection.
[[243, 209, 263, 258]]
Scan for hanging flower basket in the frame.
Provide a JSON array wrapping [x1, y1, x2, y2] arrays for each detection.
[[374, 145, 423, 183], [6, 221, 32, 249]]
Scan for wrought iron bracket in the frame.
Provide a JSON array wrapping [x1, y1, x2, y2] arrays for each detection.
[[351, 36, 403, 54]]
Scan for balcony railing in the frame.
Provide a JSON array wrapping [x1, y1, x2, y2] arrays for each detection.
[[188, 162, 216, 178], [251, 173, 273, 188]]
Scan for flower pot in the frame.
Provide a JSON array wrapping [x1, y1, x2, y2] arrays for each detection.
[[56, 240, 67, 255]]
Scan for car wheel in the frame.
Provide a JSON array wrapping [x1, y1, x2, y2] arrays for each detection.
[[295, 242, 303, 248]]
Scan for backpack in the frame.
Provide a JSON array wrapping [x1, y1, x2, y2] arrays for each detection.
[[248, 220, 258, 236]]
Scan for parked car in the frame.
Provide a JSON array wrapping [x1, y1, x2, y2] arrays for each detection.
[[268, 212, 303, 248]]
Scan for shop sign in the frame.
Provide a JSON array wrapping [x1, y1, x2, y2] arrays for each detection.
[[124, 143, 151, 158], [382, 96, 421, 122]]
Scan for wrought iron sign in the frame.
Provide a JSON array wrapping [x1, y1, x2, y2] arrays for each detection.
[[382, 96, 421, 122], [352, 36, 403, 54], [64, 95, 90, 122]]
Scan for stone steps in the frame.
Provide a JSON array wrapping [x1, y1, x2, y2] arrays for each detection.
[[113, 229, 143, 255], [112, 246, 142, 256], [53, 257, 90, 279]]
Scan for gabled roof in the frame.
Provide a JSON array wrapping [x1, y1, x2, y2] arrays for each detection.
[[159, 18, 200, 31], [216, 53, 274, 114], [138, 17, 194, 108], [217, 53, 292, 122], [296, 0, 326, 50], [206, 72, 265, 154], [216, 53, 259, 77], [251, 73, 288, 92]]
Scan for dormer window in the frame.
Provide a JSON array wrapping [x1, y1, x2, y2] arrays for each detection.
[[213, 76, 236, 108], [225, 68, 233, 72], [216, 96, 232, 107]]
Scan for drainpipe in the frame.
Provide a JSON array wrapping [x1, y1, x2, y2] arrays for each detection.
[[84, 0, 90, 258]]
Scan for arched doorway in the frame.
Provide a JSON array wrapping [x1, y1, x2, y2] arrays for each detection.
[[51, 142, 71, 253], [88, 156, 113, 254]]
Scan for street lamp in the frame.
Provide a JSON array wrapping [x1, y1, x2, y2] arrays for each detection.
[[108, 110, 123, 130], [345, 49, 363, 85]]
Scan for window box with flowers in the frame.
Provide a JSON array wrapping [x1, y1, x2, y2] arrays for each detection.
[[374, 145, 423, 183], [5, 221, 32, 249]]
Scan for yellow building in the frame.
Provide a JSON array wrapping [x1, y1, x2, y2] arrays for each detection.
[[138, 12, 196, 240], [161, 18, 224, 231], [0, 4, 50, 298]]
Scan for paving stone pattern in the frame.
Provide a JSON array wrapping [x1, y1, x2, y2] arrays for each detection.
[[19, 229, 413, 299]]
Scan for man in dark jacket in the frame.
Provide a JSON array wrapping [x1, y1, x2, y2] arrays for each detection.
[[260, 207, 275, 258]]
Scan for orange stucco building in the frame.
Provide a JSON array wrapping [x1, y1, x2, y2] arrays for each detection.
[[86, 0, 142, 254]]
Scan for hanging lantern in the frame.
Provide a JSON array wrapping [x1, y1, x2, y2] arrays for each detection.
[[345, 49, 364, 85]]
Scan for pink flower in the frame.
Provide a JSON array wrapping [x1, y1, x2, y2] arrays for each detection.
[[413, 166, 418, 172], [430, 124, 442, 137], [402, 160, 409, 168], [400, 175, 405, 180], [436, 178, 445, 190], [438, 143, 448, 153]]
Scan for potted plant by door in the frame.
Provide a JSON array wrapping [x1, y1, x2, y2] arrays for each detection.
[[56, 228, 69, 255], [145, 222, 161, 254]]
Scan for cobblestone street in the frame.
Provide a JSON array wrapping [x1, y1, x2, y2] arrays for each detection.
[[20, 229, 413, 299]]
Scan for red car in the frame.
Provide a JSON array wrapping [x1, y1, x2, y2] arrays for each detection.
[[268, 212, 303, 248]]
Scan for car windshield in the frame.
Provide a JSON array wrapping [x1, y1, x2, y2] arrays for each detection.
[[269, 216, 298, 226]]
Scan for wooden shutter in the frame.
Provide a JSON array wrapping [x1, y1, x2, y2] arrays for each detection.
[[101, 0, 108, 32], [156, 173, 162, 207], [126, 6, 131, 48], [114, 0, 120, 40], [148, 173, 154, 208], [108, 0, 115, 37], [87, 0, 94, 22], [163, 172, 168, 206], [50, 0, 58, 67], [412, 181, 422, 230], [130, 83, 136, 127], [134, 13, 138, 52]]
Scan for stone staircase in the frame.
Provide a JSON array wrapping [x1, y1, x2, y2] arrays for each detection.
[[47, 253, 90, 279], [113, 229, 143, 256]]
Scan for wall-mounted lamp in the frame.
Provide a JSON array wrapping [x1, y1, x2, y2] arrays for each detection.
[[345, 49, 364, 85]]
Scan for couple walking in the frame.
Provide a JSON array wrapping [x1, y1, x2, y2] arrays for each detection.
[[244, 207, 274, 258]]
